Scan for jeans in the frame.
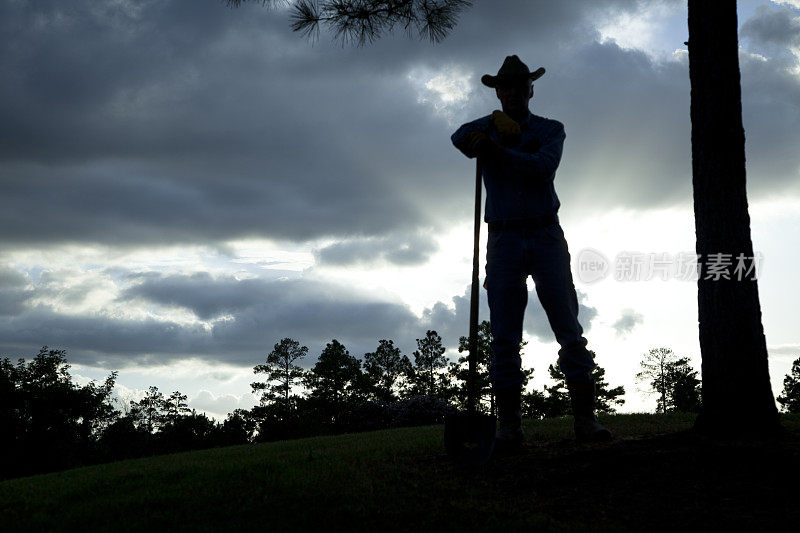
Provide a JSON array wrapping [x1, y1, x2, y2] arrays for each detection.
[[485, 221, 596, 392]]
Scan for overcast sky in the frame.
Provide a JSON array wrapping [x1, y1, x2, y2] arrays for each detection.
[[2, 0, 799, 418]]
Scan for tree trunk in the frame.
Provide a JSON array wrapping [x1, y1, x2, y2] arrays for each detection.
[[687, 0, 780, 436]]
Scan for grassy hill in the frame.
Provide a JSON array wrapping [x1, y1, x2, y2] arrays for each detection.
[[2, 413, 799, 531]]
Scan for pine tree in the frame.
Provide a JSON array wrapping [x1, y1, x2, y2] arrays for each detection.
[[304, 339, 363, 405], [251, 338, 308, 415], [521, 388, 548, 420], [163, 390, 190, 423], [777, 357, 800, 414], [542, 360, 624, 417], [669, 358, 702, 413], [542, 364, 571, 418], [637, 347, 677, 414], [591, 365, 626, 414], [129, 386, 165, 434], [411, 330, 447, 396], [363, 339, 412, 401], [454, 320, 495, 413], [637, 348, 701, 413], [688, 0, 780, 436]]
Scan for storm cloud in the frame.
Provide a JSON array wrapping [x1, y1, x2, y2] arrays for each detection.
[[313, 231, 438, 266], [612, 308, 645, 337], [0, 266, 596, 368], [0, 266, 33, 317], [2, 0, 797, 250], [740, 3, 800, 48]]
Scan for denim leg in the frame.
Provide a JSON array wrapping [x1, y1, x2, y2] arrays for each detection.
[[485, 230, 528, 393], [528, 224, 596, 381]]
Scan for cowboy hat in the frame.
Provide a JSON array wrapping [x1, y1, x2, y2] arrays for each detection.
[[481, 55, 546, 88]]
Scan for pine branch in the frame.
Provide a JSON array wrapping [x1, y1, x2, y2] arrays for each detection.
[[224, 0, 288, 7], [226, 0, 472, 46]]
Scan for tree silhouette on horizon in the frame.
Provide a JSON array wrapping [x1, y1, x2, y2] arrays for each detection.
[[163, 391, 191, 423], [454, 320, 495, 413], [637, 347, 701, 414], [130, 386, 166, 434], [304, 339, 364, 406], [777, 357, 800, 413], [363, 339, 412, 401], [411, 330, 448, 397], [541, 360, 625, 418], [251, 337, 309, 417]]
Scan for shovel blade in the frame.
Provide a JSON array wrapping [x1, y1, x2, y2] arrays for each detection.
[[444, 411, 497, 465]]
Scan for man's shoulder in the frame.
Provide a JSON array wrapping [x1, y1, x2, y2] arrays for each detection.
[[528, 113, 565, 132], [467, 114, 493, 126]]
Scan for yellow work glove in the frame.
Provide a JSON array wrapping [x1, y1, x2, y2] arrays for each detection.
[[490, 110, 521, 146], [463, 131, 502, 159]]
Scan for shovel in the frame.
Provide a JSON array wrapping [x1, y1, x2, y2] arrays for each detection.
[[444, 157, 497, 464]]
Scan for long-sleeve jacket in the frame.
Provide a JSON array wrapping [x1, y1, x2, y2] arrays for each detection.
[[451, 110, 566, 223]]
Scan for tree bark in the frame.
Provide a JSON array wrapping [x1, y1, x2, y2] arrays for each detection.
[[687, 0, 780, 436]]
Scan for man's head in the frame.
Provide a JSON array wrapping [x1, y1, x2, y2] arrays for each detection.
[[481, 55, 544, 119], [495, 78, 533, 118]]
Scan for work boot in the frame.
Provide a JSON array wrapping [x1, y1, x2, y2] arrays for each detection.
[[567, 378, 613, 443], [494, 386, 524, 452]]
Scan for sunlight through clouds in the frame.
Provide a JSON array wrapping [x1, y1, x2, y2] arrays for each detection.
[[594, 1, 685, 60], [407, 64, 474, 125]]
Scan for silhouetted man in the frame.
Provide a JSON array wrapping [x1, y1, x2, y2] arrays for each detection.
[[451, 55, 611, 449]]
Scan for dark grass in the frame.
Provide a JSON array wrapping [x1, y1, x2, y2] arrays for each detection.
[[2, 413, 798, 531]]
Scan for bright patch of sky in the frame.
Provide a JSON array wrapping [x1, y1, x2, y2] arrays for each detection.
[[595, 1, 687, 60], [775, 0, 800, 8], [513, 195, 800, 412], [72, 362, 262, 421], [741, 1, 800, 74], [408, 64, 475, 125], [595, 0, 795, 63]]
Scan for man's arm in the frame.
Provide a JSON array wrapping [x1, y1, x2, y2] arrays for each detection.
[[451, 116, 492, 157], [500, 122, 566, 181]]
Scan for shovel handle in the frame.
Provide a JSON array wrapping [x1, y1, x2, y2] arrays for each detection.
[[467, 158, 482, 414]]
